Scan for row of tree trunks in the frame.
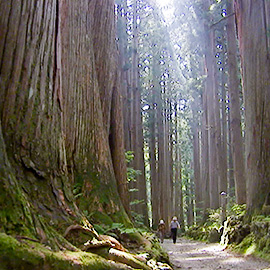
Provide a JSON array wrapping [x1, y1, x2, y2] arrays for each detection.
[[116, 0, 149, 225]]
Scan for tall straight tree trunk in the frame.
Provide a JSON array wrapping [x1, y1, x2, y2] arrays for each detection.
[[169, 102, 174, 221], [214, 44, 228, 202], [110, 67, 131, 216], [149, 86, 159, 228], [116, 0, 131, 151], [219, 50, 228, 201], [129, 0, 148, 224], [201, 83, 210, 218], [192, 120, 202, 221], [234, 0, 270, 213], [226, 0, 246, 204], [155, 68, 166, 224], [186, 178, 195, 226], [227, 113, 236, 198], [174, 103, 184, 229], [164, 101, 173, 223], [203, 3, 219, 208]]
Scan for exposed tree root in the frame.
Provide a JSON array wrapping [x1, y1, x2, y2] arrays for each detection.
[[108, 248, 151, 270]]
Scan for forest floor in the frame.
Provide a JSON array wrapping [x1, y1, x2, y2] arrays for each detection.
[[162, 237, 270, 270]]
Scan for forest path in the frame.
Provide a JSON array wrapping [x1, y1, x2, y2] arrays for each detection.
[[162, 237, 270, 270]]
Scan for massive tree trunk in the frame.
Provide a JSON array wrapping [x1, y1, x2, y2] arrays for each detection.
[[234, 0, 270, 213], [226, 0, 246, 204], [0, 0, 130, 250]]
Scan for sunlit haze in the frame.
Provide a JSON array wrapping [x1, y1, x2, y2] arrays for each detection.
[[155, 0, 174, 23], [155, 0, 171, 6]]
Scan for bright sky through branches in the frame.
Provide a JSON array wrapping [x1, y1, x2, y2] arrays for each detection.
[[154, 0, 175, 23]]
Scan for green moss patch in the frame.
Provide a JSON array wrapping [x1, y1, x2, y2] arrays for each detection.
[[0, 233, 129, 270]]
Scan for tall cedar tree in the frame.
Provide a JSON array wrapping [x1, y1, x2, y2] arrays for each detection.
[[0, 0, 130, 247], [234, 0, 270, 214]]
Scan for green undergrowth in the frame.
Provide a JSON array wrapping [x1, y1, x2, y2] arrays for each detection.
[[91, 212, 169, 263], [186, 204, 270, 263], [229, 214, 270, 262], [0, 233, 130, 270], [230, 233, 270, 262], [185, 208, 223, 242], [144, 232, 170, 264]]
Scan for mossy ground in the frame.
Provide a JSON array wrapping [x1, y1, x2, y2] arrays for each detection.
[[0, 233, 130, 270]]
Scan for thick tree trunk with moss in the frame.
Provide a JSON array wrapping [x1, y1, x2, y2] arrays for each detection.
[[234, 0, 270, 214], [0, 0, 131, 259]]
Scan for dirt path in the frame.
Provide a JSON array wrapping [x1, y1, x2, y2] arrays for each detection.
[[162, 238, 270, 270]]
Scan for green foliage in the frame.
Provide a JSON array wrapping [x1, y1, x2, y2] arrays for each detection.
[[228, 204, 246, 217], [125, 151, 142, 183], [205, 208, 221, 228], [127, 167, 142, 183], [72, 182, 83, 199], [94, 223, 140, 238], [130, 199, 145, 206], [252, 215, 270, 222], [93, 222, 128, 238], [131, 211, 145, 227], [233, 233, 256, 255], [88, 211, 114, 227], [143, 232, 170, 264], [185, 225, 209, 242], [125, 151, 135, 164]]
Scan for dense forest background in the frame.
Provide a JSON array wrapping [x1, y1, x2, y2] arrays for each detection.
[[0, 0, 270, 269]]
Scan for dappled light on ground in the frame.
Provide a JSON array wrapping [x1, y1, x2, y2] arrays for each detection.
[[162, 238, 270, 270]]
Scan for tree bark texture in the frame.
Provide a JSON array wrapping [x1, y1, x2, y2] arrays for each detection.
[[0, 0, 130, 241], [127, 0, 149, 224], [234, 0, 270, 212], [203, 3, 219, 209], [149, 85, 159, 227], [201, 81, 210, 215], [226, 0, 246, 204]]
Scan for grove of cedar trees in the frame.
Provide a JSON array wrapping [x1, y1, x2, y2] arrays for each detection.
[[1, 0, 270, 260], [118, 0, 270, 228]]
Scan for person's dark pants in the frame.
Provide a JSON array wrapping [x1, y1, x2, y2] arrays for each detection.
[[171, 228, 177, 243]]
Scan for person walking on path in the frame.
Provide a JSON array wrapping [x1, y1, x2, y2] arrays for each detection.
[[170, 216, 180, 244], [157, 219, 166, 243]]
